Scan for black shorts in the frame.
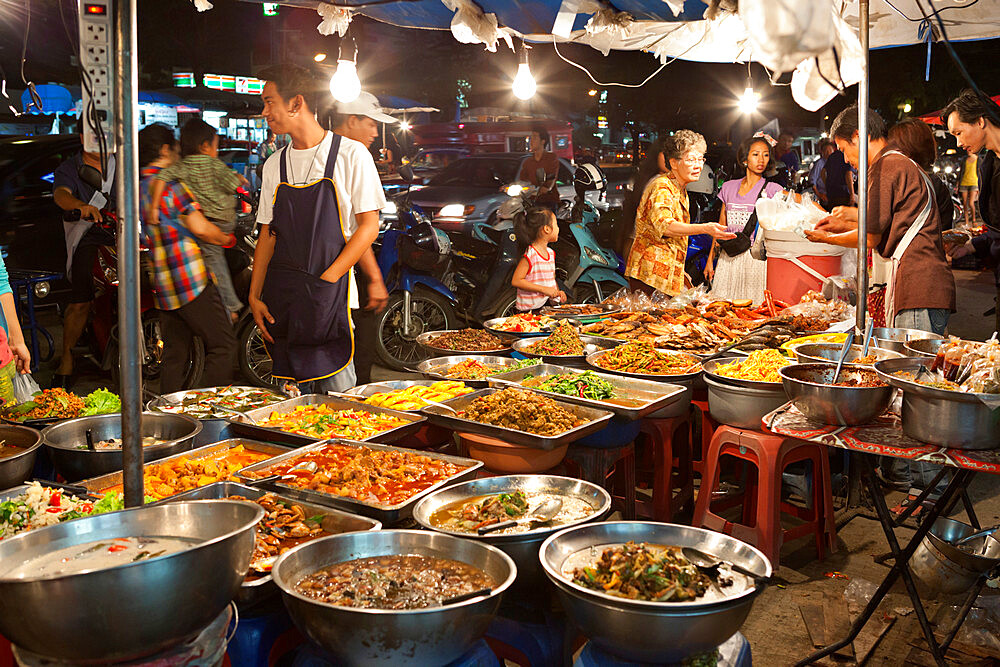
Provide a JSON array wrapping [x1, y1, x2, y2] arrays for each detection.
[[67, 228, 113, 304]]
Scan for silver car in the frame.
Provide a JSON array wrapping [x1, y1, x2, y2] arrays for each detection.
[[382, 152, 596, 232]]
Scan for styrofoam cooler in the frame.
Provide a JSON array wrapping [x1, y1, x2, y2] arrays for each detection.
[[763, 230, 846, 304]]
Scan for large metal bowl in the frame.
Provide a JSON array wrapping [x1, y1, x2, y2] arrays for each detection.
[[911, 517, 1000, 598], [904, 337, 947, 357], [794, 343, 903, 368], [147, 386, 285, 446], [511, 336, 604, 365], [272, 530, 516, 666], [0, 499, 262, 661], [871, 327, 941, 353], [416, 330, 511, 357], [416, 355, 531, 388], [412, 475, 610, 594], [539, 521, 771, 663], [0, 425, 43, 490], [42, 412, 202, 481], [780, 363, 894, 426], [874, 356, 1000, 449], [704, 375, 789, 430], [702, 356, 791, 391]]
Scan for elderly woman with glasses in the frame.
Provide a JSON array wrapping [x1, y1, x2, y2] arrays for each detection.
[[625, 130, 735, 296]]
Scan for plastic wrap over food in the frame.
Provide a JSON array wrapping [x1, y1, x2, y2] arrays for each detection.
[[926, 335, 1000, 407]]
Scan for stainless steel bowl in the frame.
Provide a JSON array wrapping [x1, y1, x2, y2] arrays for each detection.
[[704, 375, 789, 430], [911, 517, 1000, 598], [780, 363, 894, 426], [0, 499, 262, 661], [416, 355, 531, 388], [511, 336, 604, 364], [42, 412, 202, 481], [702, 356, 792, 391], [540, 521, 771, 663], [0, 425, 43, 490], [412, 475, 610, 594], [794, 343, 903, 368], [874, 356, 1000, 449], [871, 327, 941, 353], [416, 330, 511, 357], [272, 530, 516, 666], [147, 386, 285, 447], [904, 337, 947, 357]]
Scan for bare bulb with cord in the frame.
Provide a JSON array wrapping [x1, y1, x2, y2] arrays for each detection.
[[738, 87, 759, 115], [330, 59, 361, 103]]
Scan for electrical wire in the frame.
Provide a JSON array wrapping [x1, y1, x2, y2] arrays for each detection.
[[882, 0, 981, 23], [20, 0, 41, 113], [548, 24, 711, 88]]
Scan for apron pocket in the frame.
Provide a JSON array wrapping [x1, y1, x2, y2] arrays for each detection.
[[286, 272, 349, 348]]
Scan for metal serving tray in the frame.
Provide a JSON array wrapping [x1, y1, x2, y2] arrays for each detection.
[[162, 481, 380, 608], [511, 337, 606, 363], [416, 330, 511, 357], [343, 379, 473, 407], [416, 355, 537, 388], [482, 317, 554, 338], [235, 439, 483, 524], [226, 394, 426, 447], [77, 439, 292, 496], [585, 347, 703, 384], [421, 387, 615, 450], [487, 364, 688, 419]]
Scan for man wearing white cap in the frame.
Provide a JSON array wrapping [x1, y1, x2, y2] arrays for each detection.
[[330, 92, 397, 384]]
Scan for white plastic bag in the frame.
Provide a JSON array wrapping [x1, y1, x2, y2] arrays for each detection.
[[12, 373, 41, 404]]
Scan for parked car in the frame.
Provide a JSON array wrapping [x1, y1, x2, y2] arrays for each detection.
[[0, 134, 81, 285], [384, 153, 593, 233]]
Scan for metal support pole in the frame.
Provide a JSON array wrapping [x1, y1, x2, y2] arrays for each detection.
[[114, 0, 143, 508], [856, 0, 870, 331]]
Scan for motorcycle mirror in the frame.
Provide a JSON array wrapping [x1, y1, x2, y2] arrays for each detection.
[[398, 164, 415, 183], [78, 164, 103, 192]]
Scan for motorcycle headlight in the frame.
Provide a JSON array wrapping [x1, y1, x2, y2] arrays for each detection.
[[505, 184, 524, 197], [933, 165, 941, 173], [584, 246, 608, 265], [944, 165, 954, 174]]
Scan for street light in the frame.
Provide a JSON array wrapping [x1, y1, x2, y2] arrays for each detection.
[[512, 43, 536, 101], [330, 37, 361, 103], [314, 53, 327, 62], [399, 120, 411, 131]]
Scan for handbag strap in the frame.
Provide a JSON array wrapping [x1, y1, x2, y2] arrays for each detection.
[[736, 179, 770, 239]]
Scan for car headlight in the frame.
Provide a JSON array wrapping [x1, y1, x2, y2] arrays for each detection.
[[944, 165, 954, 174], [505, 184, 524, 197], [437, 204, 475, 218], [382, 201, 397, 216]]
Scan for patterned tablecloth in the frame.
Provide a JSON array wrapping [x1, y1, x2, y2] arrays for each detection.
[[762, 402, 1000, 475]]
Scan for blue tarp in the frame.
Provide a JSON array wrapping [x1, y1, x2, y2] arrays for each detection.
[[21, 84, 75, 115]]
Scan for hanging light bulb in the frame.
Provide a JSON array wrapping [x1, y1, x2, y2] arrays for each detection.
[[512, 43, 536, 101], [330, 36, 361, 103], [738, 86, 759, 115]]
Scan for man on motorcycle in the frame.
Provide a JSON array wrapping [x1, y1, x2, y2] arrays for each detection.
[[51, 136, 116, 388], [250, 65, 385, 393], [519, 125, 560, 210], [329, 92, 395, 385]]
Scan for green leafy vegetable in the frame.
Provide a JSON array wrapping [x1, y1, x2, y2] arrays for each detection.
[[82, 388, 121, 417]]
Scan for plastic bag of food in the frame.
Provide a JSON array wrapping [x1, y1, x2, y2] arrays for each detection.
[[756, 190, 828, 235], [12, 373, 40, 404], [665, 285, 710, 309]]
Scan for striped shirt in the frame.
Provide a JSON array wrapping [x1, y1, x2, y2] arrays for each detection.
[[140, 166, 209, 310], [516, 244, 556, 311]]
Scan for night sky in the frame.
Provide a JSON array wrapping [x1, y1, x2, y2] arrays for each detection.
[[1, 0, 998, 141]]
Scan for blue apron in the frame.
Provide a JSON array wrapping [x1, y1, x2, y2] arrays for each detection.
[[261, 134, 353, 383]]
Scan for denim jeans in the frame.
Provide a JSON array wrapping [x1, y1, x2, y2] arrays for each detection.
[[893, 308, 950, 336]]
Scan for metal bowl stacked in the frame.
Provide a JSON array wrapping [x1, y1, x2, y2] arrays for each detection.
[[272, 530, 516, 666], [903, 337, 947, 358], [540, 521, 771, 663], [701, 356, 791, 430], [412, 475, 611, 593], [0, 499, 263, 661], [780, 363, 894, 426], [794, 343, 903, 368], [41, 412, 202, 481], [0, 425, 43, 490], [871, 327, 941, 353], [874, 356, 1000, 449]]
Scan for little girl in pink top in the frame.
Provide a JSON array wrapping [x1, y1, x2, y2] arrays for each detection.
[[511, 207, 567, 311]]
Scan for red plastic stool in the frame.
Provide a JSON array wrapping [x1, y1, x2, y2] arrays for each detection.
[[689, 398, 719, 476], [692, 425, 837, 567], [565, 444, 635, 520], [636, 414, 694, 521]]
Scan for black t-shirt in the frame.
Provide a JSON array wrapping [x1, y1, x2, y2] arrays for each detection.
[[980, 150, 1000, 231], [824, 150, 850, 199], [52, 153, 116, 208], [931, 174, 954, 231]]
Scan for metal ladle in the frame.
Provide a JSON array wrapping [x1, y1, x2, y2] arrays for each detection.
[[861, 318, 875, 357], [478, 497, 563, 535], [681, 546, 770, 587], [832, 330, 856, 385]]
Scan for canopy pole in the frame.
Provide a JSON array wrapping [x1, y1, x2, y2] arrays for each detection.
[[856, 0, 870, 332], [114, 0, 143, 508]]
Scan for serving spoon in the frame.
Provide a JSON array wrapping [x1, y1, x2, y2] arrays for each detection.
[[478, 497, 563, 535], [832, 329, 856, 385], [681, 547, 770, 587], [861, 318, 875, 357]]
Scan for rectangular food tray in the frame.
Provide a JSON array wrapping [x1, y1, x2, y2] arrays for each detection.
[[235, 438, 483, 524], [486, 363, 689, 419], [76, 439, 293, 496], [226, 394, 426, 447], [161, 481, 381, 608], [421, 387, 615, 450]]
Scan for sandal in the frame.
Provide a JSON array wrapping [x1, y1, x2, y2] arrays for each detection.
[[890, 493, 923, 519]]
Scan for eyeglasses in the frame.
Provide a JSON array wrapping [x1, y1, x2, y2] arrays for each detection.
[[681, 155, 705, 165]]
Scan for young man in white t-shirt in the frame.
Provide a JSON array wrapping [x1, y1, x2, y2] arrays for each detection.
[[250, 65, 386, 392]]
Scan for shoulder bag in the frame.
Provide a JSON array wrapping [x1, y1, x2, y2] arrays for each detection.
[[717, 180, 770, 257]]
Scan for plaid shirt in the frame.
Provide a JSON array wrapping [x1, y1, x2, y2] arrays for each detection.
[[141, 166, 209, 310]]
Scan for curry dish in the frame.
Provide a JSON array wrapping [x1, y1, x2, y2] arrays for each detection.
[[458, 388, 586, 436]]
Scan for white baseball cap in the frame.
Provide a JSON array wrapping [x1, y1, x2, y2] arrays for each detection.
[[335, 91, 398, 124]]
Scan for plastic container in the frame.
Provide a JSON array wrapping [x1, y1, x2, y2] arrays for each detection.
[[763, 230, 846, 305]]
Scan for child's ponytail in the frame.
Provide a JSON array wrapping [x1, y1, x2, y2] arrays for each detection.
[[513, 206, 552, 249]]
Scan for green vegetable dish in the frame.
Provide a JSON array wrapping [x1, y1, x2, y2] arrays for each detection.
[[522, 371, 617, 401]]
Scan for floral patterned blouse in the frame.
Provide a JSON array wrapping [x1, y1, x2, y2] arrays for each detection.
[[626, 173, 690, 295]]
